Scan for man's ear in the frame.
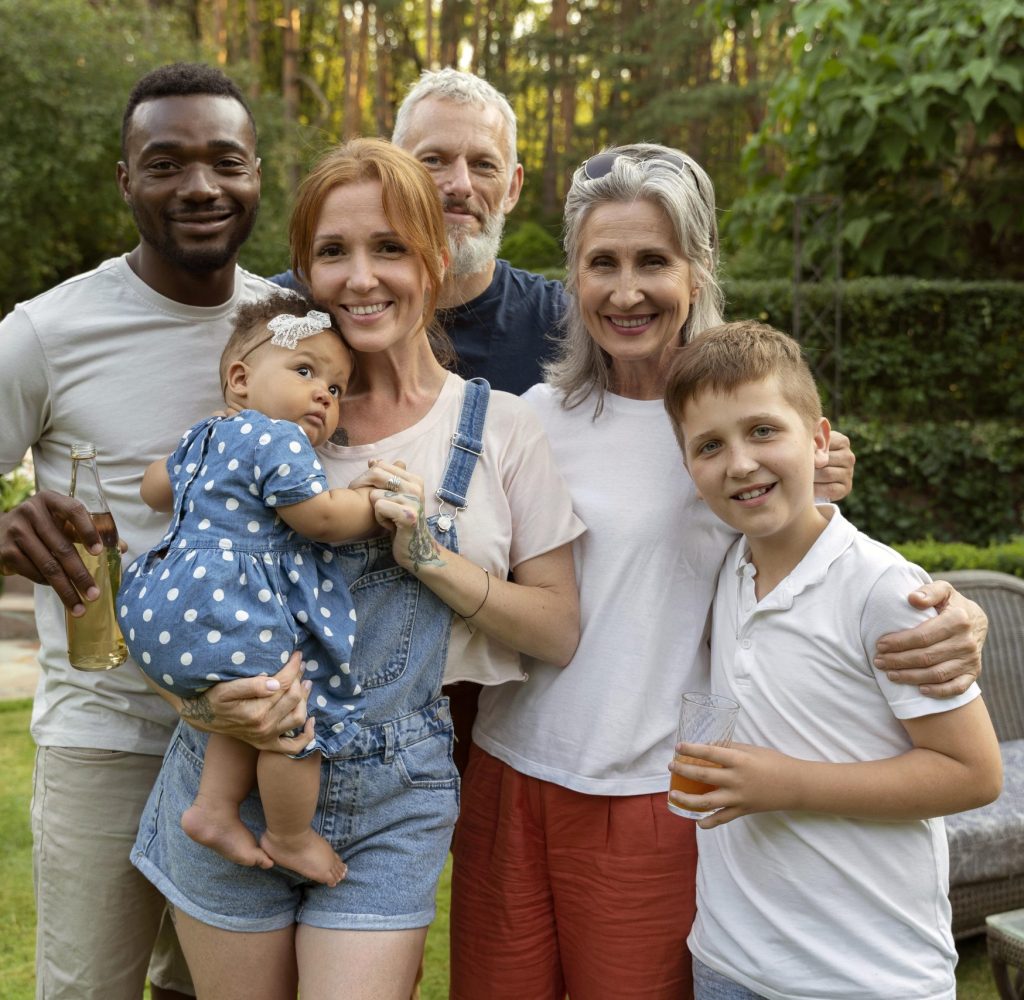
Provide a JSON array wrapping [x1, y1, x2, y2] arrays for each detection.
[[116, 161, 131, 205], [503, 162, 524, 214]]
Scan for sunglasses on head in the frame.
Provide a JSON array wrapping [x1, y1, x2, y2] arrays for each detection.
[[581, 150, 706, 205]]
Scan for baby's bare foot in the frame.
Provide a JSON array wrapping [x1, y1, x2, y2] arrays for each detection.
[[182, 800, 273, 869], [260, 828, 347, 886]]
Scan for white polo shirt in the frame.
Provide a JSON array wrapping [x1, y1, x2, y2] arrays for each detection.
[[689, 505, 978, 1000]]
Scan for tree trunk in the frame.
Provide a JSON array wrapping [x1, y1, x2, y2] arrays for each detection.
[[211, 0, 228, 65], [245, 0, 261, 97], [343, 4, 360, 138], [336, 4, 351, 138], [347, 2, 371, 138], [439, 0, 460, 67], [425, 0, 434, 69], [558, 0, 576, 202], [476, 0, 492, 76], [541, 0, 566, 218], [375, 17, 393, 136], [282, 1, 301, 190]]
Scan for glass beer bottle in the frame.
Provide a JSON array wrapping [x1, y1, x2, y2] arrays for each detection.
[[65, 442, 127, 670]]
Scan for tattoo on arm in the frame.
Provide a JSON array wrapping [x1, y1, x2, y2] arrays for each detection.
[[408, 504, 445, 572], [181, 693, 215, 725]]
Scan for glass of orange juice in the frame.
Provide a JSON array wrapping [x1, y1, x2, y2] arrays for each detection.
[[668, 692, 739, 819]]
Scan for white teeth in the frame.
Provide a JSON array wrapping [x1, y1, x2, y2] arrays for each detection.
[[348, 303, 387, 316], [611, 316, 651, 329], [736, 487, 770, 501]]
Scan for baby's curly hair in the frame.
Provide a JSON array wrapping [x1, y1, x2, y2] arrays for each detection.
[[219, 291, 344, 392]]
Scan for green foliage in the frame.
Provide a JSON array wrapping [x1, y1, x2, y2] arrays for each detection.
[[724, 278, 1023, 420], [0, 470, 33, 514], [0, 0, 195, 314], [838, 418, 1023, 547], [0, 0, 304, 313], [234, 106, 322, 282], [726, 0, 1024, 280], [500, 221, 564, 271], [724, 279, 1024, 547], [893, 538, 1024, 579], [0, 702, 36, 997]]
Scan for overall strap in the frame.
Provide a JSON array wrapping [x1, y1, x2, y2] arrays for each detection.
[[434, 378, 490, 532]]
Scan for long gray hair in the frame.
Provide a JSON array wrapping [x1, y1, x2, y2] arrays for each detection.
[[547, 143, 724, 414]]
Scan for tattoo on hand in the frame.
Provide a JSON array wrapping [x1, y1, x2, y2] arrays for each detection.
[[408, 504, 445, 571], [181, 693, 214, 724]]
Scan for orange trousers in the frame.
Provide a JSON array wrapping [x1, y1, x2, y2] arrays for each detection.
[[450, 746, 698, 1000]]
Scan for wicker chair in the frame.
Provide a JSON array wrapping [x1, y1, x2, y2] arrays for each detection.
[[936, 570, 1024, 939]]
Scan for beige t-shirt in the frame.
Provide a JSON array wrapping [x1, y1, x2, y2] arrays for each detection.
[[0, 255, 278, 754], [317, 373, 585, 685]]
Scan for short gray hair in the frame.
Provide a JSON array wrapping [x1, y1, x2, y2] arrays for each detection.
[[547, 143, 725, 415], [392, 68, 518, 180]]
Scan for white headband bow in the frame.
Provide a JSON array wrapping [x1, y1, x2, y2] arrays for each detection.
[[266, 310, 333, 349]]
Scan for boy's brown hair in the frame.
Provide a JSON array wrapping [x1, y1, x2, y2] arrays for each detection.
[[664, 320, 822, 450]]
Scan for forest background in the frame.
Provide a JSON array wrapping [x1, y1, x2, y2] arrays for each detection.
[[1, 0, 1022, 549]]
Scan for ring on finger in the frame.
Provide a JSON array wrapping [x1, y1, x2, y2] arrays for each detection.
[[385, 474, 402, 492]]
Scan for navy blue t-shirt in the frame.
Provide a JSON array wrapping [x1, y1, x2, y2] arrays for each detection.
[[268, 260, 566, 396]]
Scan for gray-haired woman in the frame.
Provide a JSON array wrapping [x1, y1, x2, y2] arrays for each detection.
[[450, 143, 987, 1000]]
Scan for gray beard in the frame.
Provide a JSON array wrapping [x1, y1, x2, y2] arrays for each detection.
[[446, 210, 505, 277]]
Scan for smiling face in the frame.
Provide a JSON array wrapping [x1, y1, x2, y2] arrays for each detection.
[[228, 329, 352, 447], [680, 376, 831, 555], [307, 180, 433, 357], [398, 97, 523, 275], [577, 198, 696, 397], [118, 95, 261, 282]]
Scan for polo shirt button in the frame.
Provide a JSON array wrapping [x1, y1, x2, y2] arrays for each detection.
[[740, 639, 752, 650]]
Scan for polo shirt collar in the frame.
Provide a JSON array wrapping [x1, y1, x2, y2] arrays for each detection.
[[733, 504, 858, 611]]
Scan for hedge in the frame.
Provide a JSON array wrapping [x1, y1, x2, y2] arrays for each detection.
[[500, 221, 565, 272], [723, 278, 1022, 422], [893, 538, 1024, 579], [838, 419, 1023, 547]]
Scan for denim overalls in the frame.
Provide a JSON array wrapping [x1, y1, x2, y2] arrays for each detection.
[[132, 380, 492, 932]]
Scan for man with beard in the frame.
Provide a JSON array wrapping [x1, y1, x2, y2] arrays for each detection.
[[272, 68, 566, 395], [0, 63, 307, 1000]]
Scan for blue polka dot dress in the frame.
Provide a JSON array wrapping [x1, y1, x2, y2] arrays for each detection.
[[119, 411, 364, 757]]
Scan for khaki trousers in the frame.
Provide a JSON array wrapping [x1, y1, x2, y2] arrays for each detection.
[[31, 745, 193, 999]]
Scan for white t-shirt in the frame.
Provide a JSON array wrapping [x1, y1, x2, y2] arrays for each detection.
[[0, 255, 277, 754], [474, 384, 737, 795], [316, 373, 584, 686], [689, 506, 979, 1000]]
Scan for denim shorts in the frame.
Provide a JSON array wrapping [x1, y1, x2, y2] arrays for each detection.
[[131, 705, 459, 932], [693, 958, 766, 1000]]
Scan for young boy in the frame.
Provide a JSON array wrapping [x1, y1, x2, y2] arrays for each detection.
[[663, 321, 1002, 1000]]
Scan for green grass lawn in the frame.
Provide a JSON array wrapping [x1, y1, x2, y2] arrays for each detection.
[[0, 698, 1000, 999]]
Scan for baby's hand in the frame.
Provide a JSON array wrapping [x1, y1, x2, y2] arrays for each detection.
[[668, 741, 803, 829]]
